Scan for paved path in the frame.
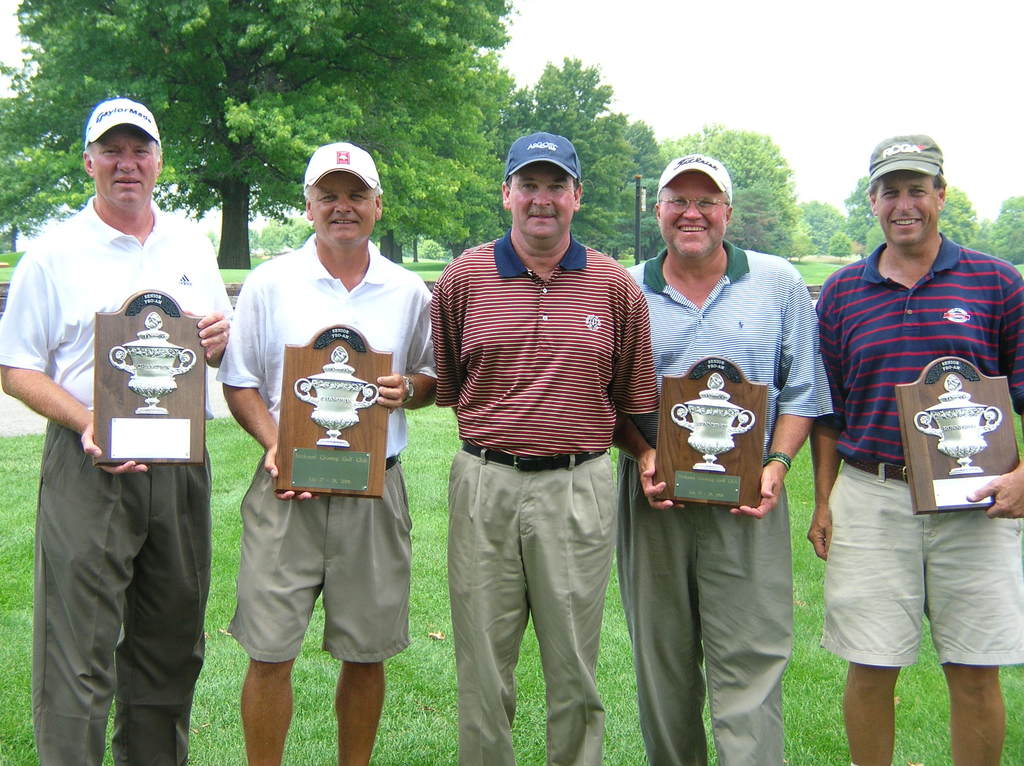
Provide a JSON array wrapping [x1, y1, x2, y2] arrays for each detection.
[[0, 367, 231, 437]]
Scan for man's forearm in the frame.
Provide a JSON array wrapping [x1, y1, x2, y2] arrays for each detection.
[[810, 421, 842, 507], [222, 384, 278, 450], [1, 366, 92, 433]]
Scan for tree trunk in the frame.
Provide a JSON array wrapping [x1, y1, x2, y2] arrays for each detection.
[[380, 230, 402, 263], [5, 225, 16, 254], [218, 179, 251, 269], [412, 237, 418, 263]]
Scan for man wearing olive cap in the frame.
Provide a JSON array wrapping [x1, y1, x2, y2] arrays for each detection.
[[431, 132, 658, 765], [0, 97, 230, 765], [811, 135, 1024, 765]]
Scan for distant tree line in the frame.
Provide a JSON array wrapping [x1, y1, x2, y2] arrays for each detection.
[[1, 1, 1022, 265]]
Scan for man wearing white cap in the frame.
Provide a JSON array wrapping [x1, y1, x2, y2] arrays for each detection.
[[614, 154, 831, 764], [0, 97, 231, 764], [218, 142, 435, 766]]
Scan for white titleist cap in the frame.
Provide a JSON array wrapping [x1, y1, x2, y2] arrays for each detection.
[[304, 142, 382, 194], [84, 97, 160, 145], [658, 154, 732, 202]]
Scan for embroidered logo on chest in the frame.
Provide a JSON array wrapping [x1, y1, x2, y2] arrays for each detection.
[[942, 307, 971, 324], [585, 314, 601, 331]]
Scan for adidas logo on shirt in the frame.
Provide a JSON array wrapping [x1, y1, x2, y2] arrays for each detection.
[[179, 274, 192, 286]]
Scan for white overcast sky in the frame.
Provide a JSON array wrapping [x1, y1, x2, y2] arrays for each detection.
[[3, 0, 1022, 219]]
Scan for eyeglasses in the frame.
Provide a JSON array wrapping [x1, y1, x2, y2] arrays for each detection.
[[659, 197, 729, 213]]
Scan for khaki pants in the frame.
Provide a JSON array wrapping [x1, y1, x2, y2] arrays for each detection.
[[447, 449, 615, 766], [617, 455, 792, 766], [33, 423, 211, 766]]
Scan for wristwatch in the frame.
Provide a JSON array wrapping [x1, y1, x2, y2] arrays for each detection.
[[402, 374, 415, 404]]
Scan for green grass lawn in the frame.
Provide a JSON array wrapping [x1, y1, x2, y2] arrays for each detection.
[[0, 409, 1021, 764]]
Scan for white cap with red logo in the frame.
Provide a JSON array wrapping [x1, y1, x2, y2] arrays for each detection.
[[304, 142, 382, 194]]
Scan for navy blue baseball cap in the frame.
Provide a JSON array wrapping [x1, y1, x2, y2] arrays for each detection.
[[505, 132, 581, 181]]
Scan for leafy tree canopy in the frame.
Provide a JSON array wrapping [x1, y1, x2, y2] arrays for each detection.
[[843, 176, 876, 249], [990, 196, 1024, 264], [799, 201, 845, 254], [939, 186, 979, 249], [2, 0, 512, 267]]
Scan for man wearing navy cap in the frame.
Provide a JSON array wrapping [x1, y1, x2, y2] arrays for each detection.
[[811, 135, 1024, 765], [0, 97, 230, 765], [431, 132, 658, 765]]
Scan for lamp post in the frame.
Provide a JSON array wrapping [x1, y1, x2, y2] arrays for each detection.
[[634, 174, 643, 265]]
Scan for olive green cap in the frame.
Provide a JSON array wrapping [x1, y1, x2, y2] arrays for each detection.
[[868, 135, 943, 184]]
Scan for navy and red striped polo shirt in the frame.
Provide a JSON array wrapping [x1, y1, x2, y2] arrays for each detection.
[[431, 232, 658, 456], [816, 235, 1024, 465]]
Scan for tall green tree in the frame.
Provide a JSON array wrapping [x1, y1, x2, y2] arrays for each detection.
[[990, 196, 1024, 263], [939, 186, 979, 248], [799, 201, 846, 254], [662, 125, 800, 255], [500, 58, 634, 253], [844, 176, 877, 251], [2, 0, 511, 267], [827, 230, 853, 257]]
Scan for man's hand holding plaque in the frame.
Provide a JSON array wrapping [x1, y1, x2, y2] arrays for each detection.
[[92, 290, 206, 464], [896, 356, 1019, 513], [654, 357, 767, 508], [276, 325, 391, 497]]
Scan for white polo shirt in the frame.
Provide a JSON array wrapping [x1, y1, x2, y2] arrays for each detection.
[[217, 236, 435, 457], [0, 198, 231, 409]]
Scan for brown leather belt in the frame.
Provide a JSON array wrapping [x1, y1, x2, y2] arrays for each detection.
[[844, 457, 907, 482], [462, 442, 605, 471]]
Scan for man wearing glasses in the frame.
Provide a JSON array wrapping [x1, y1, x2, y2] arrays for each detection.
[[614, 154, 831, 764]]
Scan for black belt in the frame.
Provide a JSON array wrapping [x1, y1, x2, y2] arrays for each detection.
[[462, 442, 605, 472], [386, 455, 399, 470], [844, 457, 907, 482]]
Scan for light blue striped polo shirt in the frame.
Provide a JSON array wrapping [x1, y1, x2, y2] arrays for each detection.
[[630, 241, 833, 451]]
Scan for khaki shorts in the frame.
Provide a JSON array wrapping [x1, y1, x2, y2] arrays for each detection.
[[230, 460, 412, 663], [822, 463, 1024, 667]]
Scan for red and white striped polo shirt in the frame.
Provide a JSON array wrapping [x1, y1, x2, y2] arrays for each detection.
[[431, 233, 658, 456]]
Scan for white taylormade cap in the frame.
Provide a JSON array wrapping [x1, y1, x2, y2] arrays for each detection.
[[84, 98, 160, 145]]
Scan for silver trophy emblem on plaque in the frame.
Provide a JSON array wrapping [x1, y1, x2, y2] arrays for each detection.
[[671, 372, 756, 472], [913, 373, 1002, 475], [108, 312, 197, 415], [294, 347, 380, 447]]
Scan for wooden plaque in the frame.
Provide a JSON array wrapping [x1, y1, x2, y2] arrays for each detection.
[[93, 291, 206, 464], [276, 325, 392, 497], [896, 356, 1018, 513], [655, 357, 768, 508]]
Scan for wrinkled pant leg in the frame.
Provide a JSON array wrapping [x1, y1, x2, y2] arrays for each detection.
[[33, 424, 141, 766], [617, 456, 709, 766], [448, 451, 529, 766], [112, 457, 211, 766]]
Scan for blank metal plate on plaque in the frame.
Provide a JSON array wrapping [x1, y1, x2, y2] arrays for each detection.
[[654, 357, 768, 508], [93, 290, 206, 464], [276, 325, 391, 498], [896, 356, 1018, 513]]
